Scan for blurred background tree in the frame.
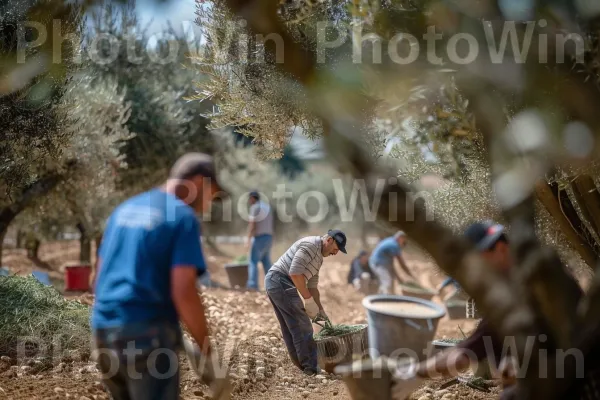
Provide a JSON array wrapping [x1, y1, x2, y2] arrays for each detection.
[[0, 0, 83, 263]]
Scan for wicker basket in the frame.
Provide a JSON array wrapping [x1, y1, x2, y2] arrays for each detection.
[[315, 325, 369, 373]]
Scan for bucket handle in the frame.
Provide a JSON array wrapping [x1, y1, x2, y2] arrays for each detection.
[[404, 319, 421, 330], [404, 319, 434, 331]]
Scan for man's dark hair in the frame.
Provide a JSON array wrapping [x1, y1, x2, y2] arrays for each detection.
[[249, 191, 260, 200]]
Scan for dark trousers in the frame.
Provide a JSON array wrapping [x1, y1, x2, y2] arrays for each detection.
[[92, 321, 182, 400], [265, 270, 318, 372]]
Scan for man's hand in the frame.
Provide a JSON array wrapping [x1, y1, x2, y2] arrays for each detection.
[[172, 267, 212, 354], [183, 336, 231, 400], [316, 309, 329, 322], [304, 297, 319, 319]]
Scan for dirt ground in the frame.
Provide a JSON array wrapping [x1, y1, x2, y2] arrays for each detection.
[[0, 240, 553, 400]]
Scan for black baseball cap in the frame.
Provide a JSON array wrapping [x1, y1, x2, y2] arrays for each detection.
[[249, 191, 260, 200], [328, 229, 347, 254], [464, 221, 506, 251], [169, 152, 228, 198]]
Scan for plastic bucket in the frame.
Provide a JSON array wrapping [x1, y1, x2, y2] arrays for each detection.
[[362, 295, 446, 361], [64, 265, 91, 291], [224, 263, 248, 288], [315, 324, 369, 373], [334, 357, 399, 400]]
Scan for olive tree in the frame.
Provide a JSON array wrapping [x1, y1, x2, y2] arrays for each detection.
[[195, 0, 600, 397], [85, 1, 215, 195], [14, 74, 132, 263], [0, 0, 82, 264]]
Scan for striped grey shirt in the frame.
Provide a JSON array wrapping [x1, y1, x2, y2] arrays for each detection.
[[271, 236, 324, 288]]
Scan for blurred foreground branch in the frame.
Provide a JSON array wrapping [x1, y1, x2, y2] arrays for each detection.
[[217, 0, 600, 398]]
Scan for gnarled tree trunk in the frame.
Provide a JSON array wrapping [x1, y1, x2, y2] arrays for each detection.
[[0, 172, 64, 265], [0, 229, 6, 266], [76, 222, 92, 264]]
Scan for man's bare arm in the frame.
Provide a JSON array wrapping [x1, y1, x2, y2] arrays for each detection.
[[172, 267, 212, 355], [397, 254, 416, 280], [246, 220, 256, 249], [308, 287, 323, 310], [290, 274, 312, 299], [247, 220, 256, 241]]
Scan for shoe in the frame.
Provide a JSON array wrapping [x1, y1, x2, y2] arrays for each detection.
[[303, 368, 318, 376]]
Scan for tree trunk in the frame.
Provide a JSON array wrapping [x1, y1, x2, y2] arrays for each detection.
[[572, 175, 600, 242], [535, 181, 598, 269], [94, 233, 103, 258], [26, 238, 40, 259], [0, 229, 6, 266], [0, 172, 64, 264], [15, 229, 24, 248], [204, 235, 230, 257], [77, 223, 91, 264]]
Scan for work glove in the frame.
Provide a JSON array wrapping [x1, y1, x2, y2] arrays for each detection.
[[304, 297, 319, 319], [183, 336, 232, 400]]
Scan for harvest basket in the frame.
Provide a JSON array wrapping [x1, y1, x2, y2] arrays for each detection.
[[430, 339, 460, 356], [224, 262, 248, 289], [315, 324, 369, 373]]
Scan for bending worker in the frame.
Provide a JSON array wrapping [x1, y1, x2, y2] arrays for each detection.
[[369, 231, 416, 294], [347, 250, 375, 290], [413, 221, 583, 398], [265, 230, 347, 376]]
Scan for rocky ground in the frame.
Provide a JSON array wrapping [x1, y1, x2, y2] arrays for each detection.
[[0, 240, 511, 400]]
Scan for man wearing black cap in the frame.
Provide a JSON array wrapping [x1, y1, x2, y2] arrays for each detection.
[[265, 229, 347, 376], [91, 152, 230, 400]]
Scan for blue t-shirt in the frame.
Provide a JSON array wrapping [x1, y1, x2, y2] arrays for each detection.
[[369, 237, 401, 269], [91, 188, 206, 330]]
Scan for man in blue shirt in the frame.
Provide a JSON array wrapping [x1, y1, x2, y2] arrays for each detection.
[[91, 153, 230, 400], [369, 231, 416, 294]]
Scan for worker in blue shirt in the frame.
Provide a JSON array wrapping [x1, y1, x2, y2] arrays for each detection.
[[91, 153, 230, 400], [369, 231, 416, 294]]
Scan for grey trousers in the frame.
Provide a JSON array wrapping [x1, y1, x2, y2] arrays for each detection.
[[265, 270, 318, 372]]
